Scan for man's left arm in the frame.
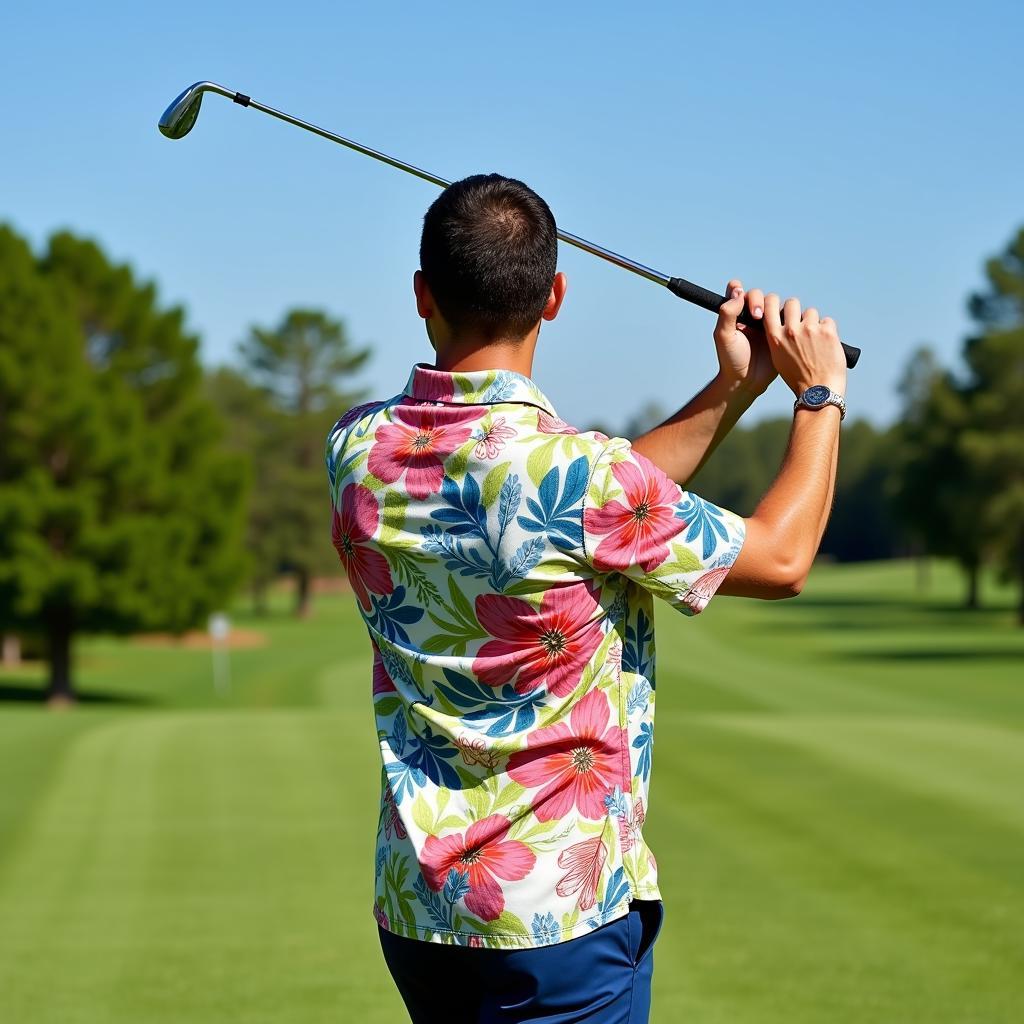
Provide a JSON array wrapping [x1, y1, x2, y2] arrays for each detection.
[[630, 280, 774, 486]]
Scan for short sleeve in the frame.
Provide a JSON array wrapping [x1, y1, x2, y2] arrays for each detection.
[[582, 436, 746, 615]]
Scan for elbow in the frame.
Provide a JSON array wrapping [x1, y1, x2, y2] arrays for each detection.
[[768, 557, 809, 599], [776, 574, 807, 599]]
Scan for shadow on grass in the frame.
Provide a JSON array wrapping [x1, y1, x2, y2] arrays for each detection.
[[752, 599, 1017, 634], [794, 594, 1014, 614], [0, 680, 154, 706], [846, 647, 1024, 662]]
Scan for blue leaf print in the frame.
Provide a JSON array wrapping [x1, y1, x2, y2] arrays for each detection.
[[516, 456, 587, 549], [602, 867, 631, 914], [420, 526, 491, 580], [532, 912, 561, 944], [406, 725, 462, 788], [490, 536, 545, 592], [414, 874, 455, 932], [364, 586, 425, 643], [625, 678, 652, 716], [436, 670, 545, 737], [384, 759, 426, 802], [431, 474, 489, 539], [390, 710, 408, 754], [632, 721, 653, 781], [482, 372, 518, 403], [443, 867, 471, 904], [624, 607, 654, 678], [497, 473, 523, 540], [587, 867, 631, 929], [675, 493, 730, 560], [603, 785, 629, 818]]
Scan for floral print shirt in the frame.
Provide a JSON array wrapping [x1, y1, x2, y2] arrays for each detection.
[[324, 364, 746, 949]]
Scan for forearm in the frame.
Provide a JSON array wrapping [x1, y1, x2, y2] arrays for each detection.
[[629, 374, 757, 486], [754, 406, 841, 581]]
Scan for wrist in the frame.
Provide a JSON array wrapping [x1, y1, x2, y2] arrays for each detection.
[[712, 371, 761, 405], [791, 377, 846, 399]]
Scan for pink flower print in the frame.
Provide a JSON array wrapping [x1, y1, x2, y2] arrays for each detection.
[[421, 814, 536, 922], [555, 836, 607, 911], [584, 451, 682, 573], [473, 416, 516, 459], [608, 638, 623, 679], [373, 903, 390, 929], [368, 407, 476, 500], [371, 641, 397, 695], [506, 688, 627, 821], [412, 366, 456, 402], [682, 565, 732, 613], [332, 484, 394, 611], [537, 411, 579, 435], [617, 796, 645, 853], [382, 783, 407, 841], [472, 581, 604, 698]]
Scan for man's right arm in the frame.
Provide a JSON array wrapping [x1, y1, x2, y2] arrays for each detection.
[[716, 292, 848, 599]]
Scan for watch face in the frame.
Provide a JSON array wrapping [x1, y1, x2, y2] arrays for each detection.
[[803, 385, 831, 407]]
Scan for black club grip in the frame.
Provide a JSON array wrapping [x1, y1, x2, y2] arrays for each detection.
[[667, 276, 861, 369]]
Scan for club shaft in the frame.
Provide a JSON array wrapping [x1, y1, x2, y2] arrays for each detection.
[[166, 83, 859, 367], [246, 97, 671, 287]]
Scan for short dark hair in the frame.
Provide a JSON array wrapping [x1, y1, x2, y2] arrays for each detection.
[[419, 173, 557, 341]]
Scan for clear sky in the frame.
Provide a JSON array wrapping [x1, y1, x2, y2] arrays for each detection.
[[3, 0, 1021, 429]]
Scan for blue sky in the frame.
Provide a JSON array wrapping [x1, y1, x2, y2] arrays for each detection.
[[3, 0, 1020, 429]]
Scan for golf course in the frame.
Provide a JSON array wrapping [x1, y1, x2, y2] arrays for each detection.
[[0, 558, 1020, 1023]]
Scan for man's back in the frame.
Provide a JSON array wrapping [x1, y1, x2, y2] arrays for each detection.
[[325, 362, 745, 949]]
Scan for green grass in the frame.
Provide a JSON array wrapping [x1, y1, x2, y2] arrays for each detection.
[[1, 560, 1021, 1023]]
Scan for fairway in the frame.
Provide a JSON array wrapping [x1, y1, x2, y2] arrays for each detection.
[[1, 560, 1021, 1023]]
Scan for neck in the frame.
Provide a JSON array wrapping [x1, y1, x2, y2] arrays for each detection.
[[432, 335, 537, 378]]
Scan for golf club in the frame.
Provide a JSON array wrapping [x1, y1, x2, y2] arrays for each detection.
[[159, 81, 861, 369]]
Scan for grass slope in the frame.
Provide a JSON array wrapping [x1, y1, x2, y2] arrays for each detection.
[[0, 560, 1021, 1022]]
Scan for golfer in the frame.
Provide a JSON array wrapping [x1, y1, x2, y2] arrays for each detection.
[[324, 174, 846, 1023]]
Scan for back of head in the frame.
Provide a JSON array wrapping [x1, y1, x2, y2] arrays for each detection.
[[419, 173, 557, 342]]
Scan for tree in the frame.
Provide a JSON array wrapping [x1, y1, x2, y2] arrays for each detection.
[[0, 225, 249, 702], [204, 367, 287, 613], [820, 419, 904, 563], [962, 227, 1024, 621], [889, 347, 987, 607], [237, 310, 370, 616]]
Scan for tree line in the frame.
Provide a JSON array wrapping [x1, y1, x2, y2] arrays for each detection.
[[0, 224, 369, 702], [1, 221, 1021, 702], [615, 227, 1024, 621]]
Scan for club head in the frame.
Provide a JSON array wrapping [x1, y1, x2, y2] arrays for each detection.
[[159, 82, 237, 139]]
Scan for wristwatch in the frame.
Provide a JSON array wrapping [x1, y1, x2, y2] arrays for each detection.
[[794, 385, 846, 420]]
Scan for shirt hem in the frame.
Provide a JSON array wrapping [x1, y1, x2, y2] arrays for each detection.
[[373, 884, 663, 950]]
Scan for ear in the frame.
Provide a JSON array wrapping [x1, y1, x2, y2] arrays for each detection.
[[541, 272, 568, 321], [413, 270, 433, 319]]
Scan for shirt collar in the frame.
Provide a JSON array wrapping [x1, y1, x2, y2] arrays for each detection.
[[403, 363, 558, 417]]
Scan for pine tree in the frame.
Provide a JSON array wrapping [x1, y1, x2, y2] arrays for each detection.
[[963, 227, 1024, 622], [0, 225, 249, 701], [237, 310, 370, 616], [890, 347, 987, 607], [204, 366, 288, 613]]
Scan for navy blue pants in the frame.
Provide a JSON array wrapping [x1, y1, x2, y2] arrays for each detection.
[[378, 898, 665, 1023]]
